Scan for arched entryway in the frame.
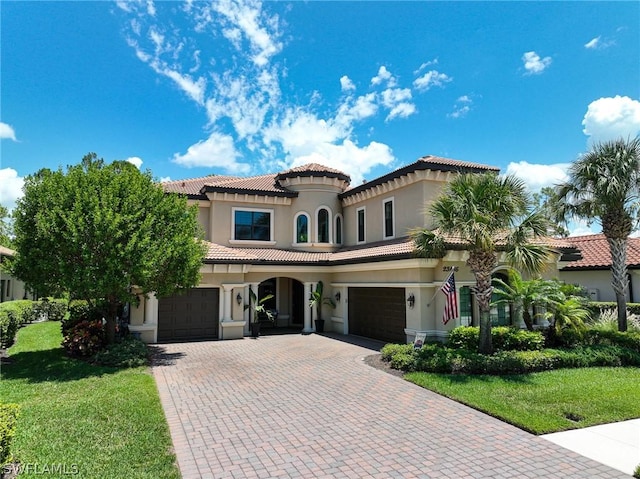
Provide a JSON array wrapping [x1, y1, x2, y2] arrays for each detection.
[[255, 277, 305, 334]]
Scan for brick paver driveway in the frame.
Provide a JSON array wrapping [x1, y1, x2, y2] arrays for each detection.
[[152, 334, 628, 479]]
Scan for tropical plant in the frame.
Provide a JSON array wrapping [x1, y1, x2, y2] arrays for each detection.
[[412, 173, 550, 354], [554, 137, 640, 332], [491, 271, 549, 331], [308, 280, 335, 323], [246, 288, 274, 324]]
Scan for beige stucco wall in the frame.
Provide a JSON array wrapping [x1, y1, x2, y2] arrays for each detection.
[[559, 269, 640, 303]]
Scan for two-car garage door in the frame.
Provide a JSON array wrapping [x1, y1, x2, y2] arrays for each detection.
[[157, 288, 219, 342], [348, 287, 406, 344]]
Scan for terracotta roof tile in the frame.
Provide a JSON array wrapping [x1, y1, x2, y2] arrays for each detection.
[[162, 175, 238, 196], [561, 234, 640, 269], [276, 163, 351, 183], [418, 155, 500, 172], [203, 174, 296, 197]]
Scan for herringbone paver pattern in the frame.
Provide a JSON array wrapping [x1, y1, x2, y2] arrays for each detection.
[[152, 334, 629, 479]]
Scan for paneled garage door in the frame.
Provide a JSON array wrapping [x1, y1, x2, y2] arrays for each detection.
[[158, 288, 219, 342], [348, 287, 406, 343]]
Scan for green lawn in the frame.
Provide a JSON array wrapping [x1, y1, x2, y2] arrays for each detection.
[[406, 368, 640, 434], [0, 321, 180, 479]]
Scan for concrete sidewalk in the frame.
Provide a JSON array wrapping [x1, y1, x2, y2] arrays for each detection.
[[543, 419, 640, 476]]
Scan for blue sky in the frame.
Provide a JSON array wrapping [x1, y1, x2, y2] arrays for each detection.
[[1, 1, 639, 235]]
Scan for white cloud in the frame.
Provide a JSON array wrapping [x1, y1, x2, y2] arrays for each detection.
[[568, 218, 599, 237], [172, 132, 249, 174], [340, 75, 355, 92], [159, 176, 172, 183], [413, 70, 452, 91], [584, 35, 615, 50], [370, 66, 397, 87], [0, 168, 24, 211], [505, 161, 570, 191], [414, 59, 438, 75], [522, 51, 552, 75], [124, 157, 144, 169], [582, 96, 640, 142], [0, 122, 17, 141], [448, 96, 473, 119], [146, 0, 156, 16]]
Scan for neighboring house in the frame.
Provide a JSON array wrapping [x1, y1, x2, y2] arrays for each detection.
[[559, 234, 640, 303], [128, 156, 577, 344], [0, 245, 32, 303]]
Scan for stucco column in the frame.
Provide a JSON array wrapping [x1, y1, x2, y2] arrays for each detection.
[[144, 293, 158, 325], [222, 285, 233, 321], [303, 282, 314, 333]]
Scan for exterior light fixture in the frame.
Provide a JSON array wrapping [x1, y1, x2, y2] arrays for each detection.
[[335, 291, 341, 302], [236, 293, 242, 305], [407, 293, 415, 308]]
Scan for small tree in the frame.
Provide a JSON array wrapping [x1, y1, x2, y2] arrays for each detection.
[[308, 281, 335, 323], [492, 271, 549, 331], [9, 153, 206, 343]]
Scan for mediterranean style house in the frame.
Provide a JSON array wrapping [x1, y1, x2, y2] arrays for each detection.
[[128, 155, 577, 344]]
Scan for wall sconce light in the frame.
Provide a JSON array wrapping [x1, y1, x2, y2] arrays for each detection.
[[236, 293, 242, 305], [335, 291, 341, 302], [407, 293, 415, 309]]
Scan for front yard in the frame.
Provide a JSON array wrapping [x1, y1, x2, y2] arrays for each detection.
[[405, 367, 640, 434], [0, 321, 180, 479]]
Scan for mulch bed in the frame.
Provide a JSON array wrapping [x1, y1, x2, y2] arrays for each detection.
[[363, 353, 404, 378]]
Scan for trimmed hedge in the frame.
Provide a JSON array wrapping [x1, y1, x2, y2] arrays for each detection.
[[0, 403, 19, 469], [588, 301, 640, 316], [447, 326, 544, 352], [380, 342, 640, 375], [0, 299, 69, 348]]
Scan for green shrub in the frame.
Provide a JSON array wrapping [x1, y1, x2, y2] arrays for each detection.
[[35, 298, 68, 322], [447, 326, 544, 352], [0, 403, 20, 469], [381, 343, 413, 361], [381, 341, 640, 375], [93, 337, 149, 368], [0, 300, 38, 348], [62, 320, 106, 357], [582, 329, 640, 353], [0, 310, 19, 349], [62, 300, 103, 336], [634, 463, 640, 479], [588, 301, 640, 317]]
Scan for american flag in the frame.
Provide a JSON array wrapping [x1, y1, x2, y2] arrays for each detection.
[[440, 272, 458, 325]]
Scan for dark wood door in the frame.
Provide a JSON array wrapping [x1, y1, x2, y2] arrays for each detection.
[[158, 288, 219, 342], [348, 287, 406, 343]]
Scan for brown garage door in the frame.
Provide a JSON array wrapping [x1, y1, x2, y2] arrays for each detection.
[[348, 287, 406, 343], [158, 288, 219, 342]]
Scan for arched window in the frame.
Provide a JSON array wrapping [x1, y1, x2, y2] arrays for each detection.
[[295, 213, 309, 243], [317, 208, 330, 243], [335, 215, 343, 244]]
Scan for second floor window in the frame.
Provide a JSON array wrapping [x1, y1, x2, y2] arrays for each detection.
[[335, 215, 342, 244], [234, 210, 271, 241], [296, 214, 309, 243], [357, 208, 365, 243], [317, 208, 329, 243], [383, 198, 394, 238]]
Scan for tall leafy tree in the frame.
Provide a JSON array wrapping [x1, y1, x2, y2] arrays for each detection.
[[555, 137, 640, 332], [0, 205, 13, 248], [532, 186, 569, 238], [9, 153, 206, 343], [412, 173, 550, 354]]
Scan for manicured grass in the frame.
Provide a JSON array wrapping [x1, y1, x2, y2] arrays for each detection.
[[0, 321, 180, 479], [406, 367, 640, 434]]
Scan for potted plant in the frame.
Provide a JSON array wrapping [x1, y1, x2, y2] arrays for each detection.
[[309, 281, 335, 333], [245, 289, 274, 337]]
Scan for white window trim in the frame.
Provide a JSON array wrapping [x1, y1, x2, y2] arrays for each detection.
[[231, 206, 275, 244], [315, 206, 333, 244], [382, 196, 395, 239], [334, 213, 344, 245], [293, 211, 311, 245], [356, 206, 366, 244]]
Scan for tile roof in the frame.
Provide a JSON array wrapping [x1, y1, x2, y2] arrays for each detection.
[[203, 237, 414, 265], [162, 175, 238, 197], [561, 233, 640, 270], [275, 163, 351, 183], [340, 155, 500, 198], [202, 174, 297, 197]]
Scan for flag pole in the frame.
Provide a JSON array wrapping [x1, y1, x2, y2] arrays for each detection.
[[426, 267, 456, 307]]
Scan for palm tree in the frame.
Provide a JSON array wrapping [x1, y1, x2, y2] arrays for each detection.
[[492, 271, 548, 331], [555, 137, 640, 332], [413, 173, 550, 354]]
